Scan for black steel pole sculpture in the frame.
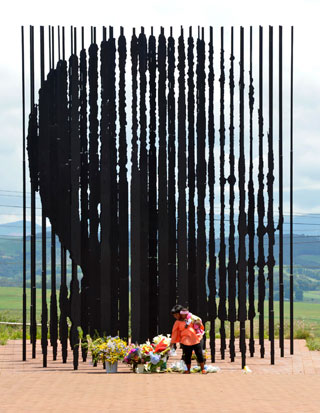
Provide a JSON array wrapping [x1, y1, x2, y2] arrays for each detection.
[[257, 26, 266, 359], [21, 26, 27, 362], [267, 26, 275, 365], [187, 27, 196, 312], [207, 26, 217, 363], [148, 27, 158, 339], [247, 26, 256, 358], [290, 26, 294, 355], [228, 26, 236, 363], [278, 25, 284, 358], [177, 27, 188, 308], [238, 27, 247, 369], [23, 26, 294, 370], [218, 27, 227, 360]]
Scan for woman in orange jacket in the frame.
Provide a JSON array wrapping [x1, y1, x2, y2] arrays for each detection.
[[170, 304, 207, 374]]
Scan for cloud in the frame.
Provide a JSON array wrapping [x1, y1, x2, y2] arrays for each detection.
[[0, 0, 319, 224]]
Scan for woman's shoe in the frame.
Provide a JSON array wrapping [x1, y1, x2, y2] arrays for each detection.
[[201, 369, 207, 374], [183, 370, 191, 374]]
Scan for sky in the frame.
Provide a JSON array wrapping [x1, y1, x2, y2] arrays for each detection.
[[0, 0, 319, 227]]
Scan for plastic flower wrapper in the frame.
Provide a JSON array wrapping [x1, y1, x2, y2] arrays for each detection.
[[150, 353, 161, 365], [170, 360, 188, 372], [153, 334, 171, 347]]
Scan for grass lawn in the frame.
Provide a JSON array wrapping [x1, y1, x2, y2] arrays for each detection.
[[0, 287, 319, 346], [0, 286, 58, 322], [303, 290, 320, 303]]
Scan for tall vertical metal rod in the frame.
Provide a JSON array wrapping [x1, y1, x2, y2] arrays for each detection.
[[196, 28, 207, 322], [138, 27, 149, 340], [290, 26, 294, 355], [268, 25, 275, 365], [130, 28, 140, 341], [248, 26, 256, 358], [118, 27, 129, 341], [168, 27, 177, 312], [58, 26, 61, 61], [278, 25, 284, 357], [187, 27, 196, 312], [49, 25, 58, 362], [228, 26, 236, 362], [207, 26, 217, 363], [158, 27, 170, 333], [148, 27, 158, 338], [59, 246, 68, 363], [29, 25, 37, 359], [218, 26, 227, 360], [49, 26, 52, 70], [21, 26, 27, 362], [257, 26, 265, 359], [50, 230, 58, 360], [40, 25, 48, 368], [62, 27, 65, 61], [238, 26, 247, 370], [52, 26, 55, 68]]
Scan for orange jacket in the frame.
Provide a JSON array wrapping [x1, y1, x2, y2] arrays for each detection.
[[171, 320, 203, 346]]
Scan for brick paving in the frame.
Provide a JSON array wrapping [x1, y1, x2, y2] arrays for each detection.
[[0, 339, 320, 412]]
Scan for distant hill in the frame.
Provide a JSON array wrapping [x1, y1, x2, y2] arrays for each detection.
[[0, 220, 42, 237], [0, 220, 319, 299]]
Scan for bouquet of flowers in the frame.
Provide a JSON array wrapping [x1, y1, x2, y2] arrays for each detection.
[[145, 334, 171, 373], [140, 342, 154, 363], [123, 346, 144, 369], [98, 337, 128, 364], [86, 335, 105, 364], [86, 335, 127, 365]]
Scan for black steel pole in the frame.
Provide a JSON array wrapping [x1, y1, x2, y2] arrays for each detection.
[[21, 25, 27, 362], [228, 26, 236, 363], [50, 230, 58, 360], [218, 26, 227, 360], [187, 27, 196, 312], [238, 26, 247, 370], [207, 26, 217, 363], [196, 28, 207, 322], [248, 26, 256, 358], [138, 27, 149, 341], [290, 26, 294, 355], [40, 25, 48, 368], [148, 27, 158, 338], [158, 27, 170, 333], [168, 27, 177, 314], [279, 25, 284, 357], [268, 26, 275, 365], [30, 25, 37, 359], [118, 27, 129, 341], [130, 28, 141, 342], [257, 26, 265, 359]]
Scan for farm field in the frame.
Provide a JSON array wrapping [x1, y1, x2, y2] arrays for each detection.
[[0, 286, 57, 322], [0, 286, 319, 334]]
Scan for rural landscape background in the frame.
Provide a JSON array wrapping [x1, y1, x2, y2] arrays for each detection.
[[1, 212, 319, 348]]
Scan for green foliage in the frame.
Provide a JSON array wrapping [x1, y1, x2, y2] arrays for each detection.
[[306, 337, 320, 351], [0, 311, 41, 346]]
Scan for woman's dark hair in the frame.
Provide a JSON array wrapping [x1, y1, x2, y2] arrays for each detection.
[[170, 304, 187, 314]]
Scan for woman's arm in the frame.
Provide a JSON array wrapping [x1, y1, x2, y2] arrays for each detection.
[[170, 321, 180, 345]]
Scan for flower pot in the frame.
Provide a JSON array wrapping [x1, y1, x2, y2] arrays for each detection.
[[106, 361, 118, 373], [135, 363, 145, 374]]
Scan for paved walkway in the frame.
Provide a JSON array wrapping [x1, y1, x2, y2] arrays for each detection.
[[0, 339, 320, 412]]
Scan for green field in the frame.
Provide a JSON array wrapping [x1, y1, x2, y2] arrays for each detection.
[[0, 287, 319, 346], [0, 286, 58, 322], [303, 290, 320, 303]]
